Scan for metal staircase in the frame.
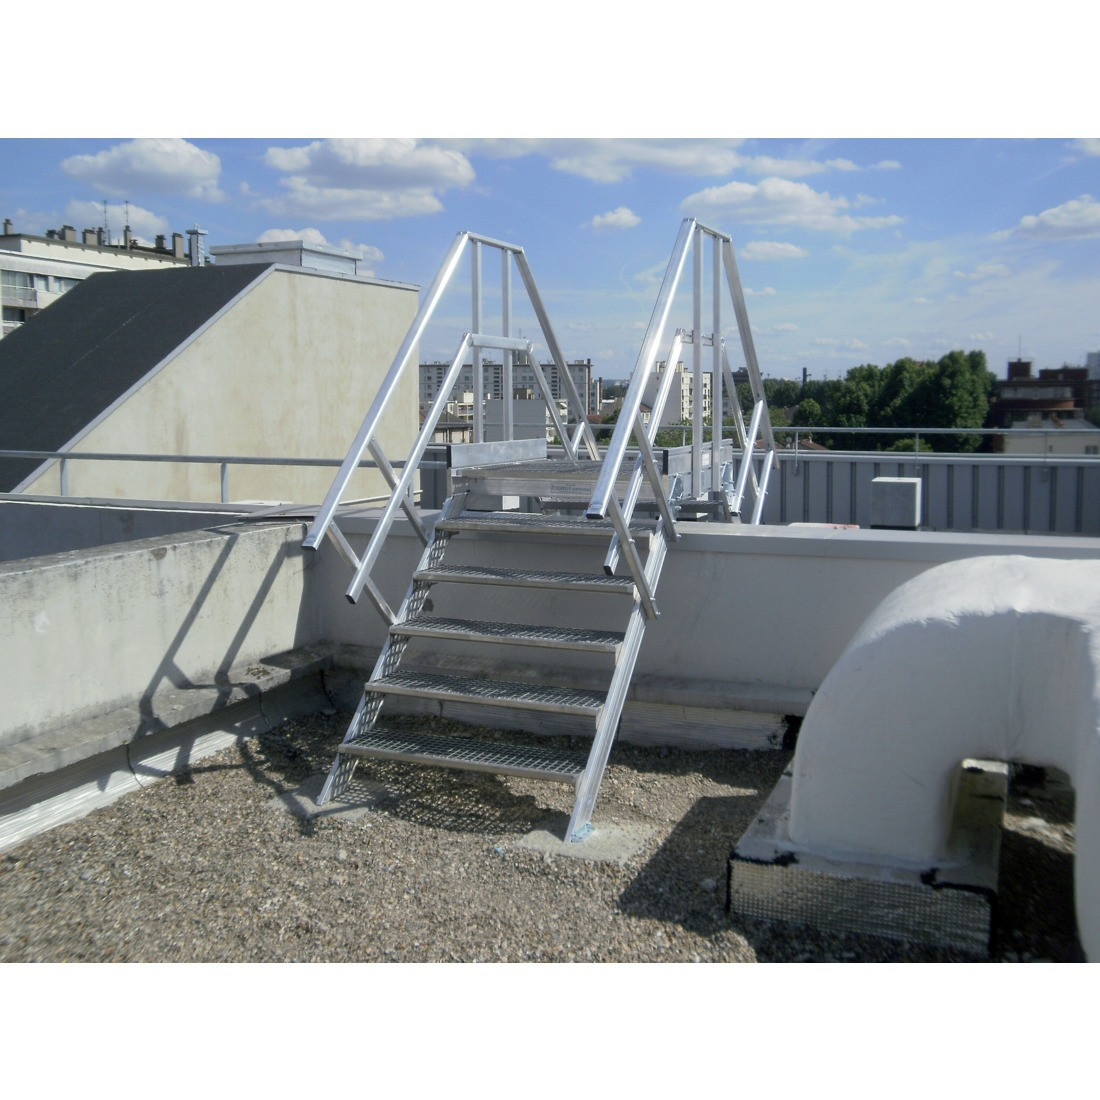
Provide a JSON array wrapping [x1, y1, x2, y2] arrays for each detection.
[[304, 220, 777, 841]]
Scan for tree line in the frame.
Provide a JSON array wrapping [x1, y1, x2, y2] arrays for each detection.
[[598, 350, 999, 452], [735, 349, 996, 452]]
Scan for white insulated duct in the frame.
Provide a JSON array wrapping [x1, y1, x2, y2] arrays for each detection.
[[786, 555, 1100, 959]]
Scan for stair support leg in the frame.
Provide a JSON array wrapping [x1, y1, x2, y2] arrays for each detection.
[[565, 529, 668, 841]]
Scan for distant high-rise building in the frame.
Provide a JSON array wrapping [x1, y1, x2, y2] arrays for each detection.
[[419, 358, 597, 418]]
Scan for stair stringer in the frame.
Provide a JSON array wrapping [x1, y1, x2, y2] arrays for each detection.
[[316, 490, 469, 805], [565, 520, 670, 840]]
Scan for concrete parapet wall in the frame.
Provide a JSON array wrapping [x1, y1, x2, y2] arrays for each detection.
[[316, 510, 1100, 705], [0, 519, 315, 752], [5, 505, 1100, 813]]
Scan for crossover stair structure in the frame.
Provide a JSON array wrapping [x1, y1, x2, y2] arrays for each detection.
[[303, 221, 777, 841]]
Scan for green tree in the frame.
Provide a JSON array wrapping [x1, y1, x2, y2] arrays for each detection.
[[792, 397, 823, 427], [764, 378, 802, 409], [886, 436, 935, 453]]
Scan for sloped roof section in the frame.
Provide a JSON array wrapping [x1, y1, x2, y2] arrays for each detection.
[[0, 263, 271, 491]]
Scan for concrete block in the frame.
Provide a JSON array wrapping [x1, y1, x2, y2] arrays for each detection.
[[727, 760, 1007, 956], [871, 476, 921, 529]]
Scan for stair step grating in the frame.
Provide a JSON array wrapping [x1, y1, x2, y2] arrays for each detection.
[[438, 512, 653, 537], [370, 671, 605, 714], [337, 728, 588, 783], [394, 616, 623, 652], [415, 564, 634, 593]]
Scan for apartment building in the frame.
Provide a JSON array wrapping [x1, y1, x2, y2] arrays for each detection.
[[639, 359, 713, 427], [419, 358, 599, 418], [1, 219, 196, 338]]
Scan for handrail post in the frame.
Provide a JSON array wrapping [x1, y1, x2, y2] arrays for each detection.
[[692, 223, 704, 498], [502, 249, 513, 442], [471, 240, 483, 444], [711, 232, 723, 496], [588, 218, 696, 518]]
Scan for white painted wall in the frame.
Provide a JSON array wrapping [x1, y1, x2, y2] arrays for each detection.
[[22, 267, 418, 504]]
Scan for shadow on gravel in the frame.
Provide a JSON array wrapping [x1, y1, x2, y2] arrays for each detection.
[[336, 762, 568, 839], [618, 794, 762, 937], [991, 828, 1084, 962]]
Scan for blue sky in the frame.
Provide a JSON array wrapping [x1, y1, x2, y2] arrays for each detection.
[[4, 9, 1096, 383]]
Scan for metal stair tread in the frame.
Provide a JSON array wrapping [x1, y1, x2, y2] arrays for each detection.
[[414, 563, 635, 592], [336, 727, 588, 783], [394, 615, 624, 651], [437, 511, 654, 537], [369, 671, 606, 714]]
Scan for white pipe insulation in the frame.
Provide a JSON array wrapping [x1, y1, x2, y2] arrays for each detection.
[[786, 555, 1100, 960]]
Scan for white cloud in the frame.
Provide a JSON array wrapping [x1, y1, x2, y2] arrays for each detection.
[[1008, 194, 1100, 240], [264, 139, 474, 189], [741, 240, 808, 260], [63, 199, 169, 244], [745, 286, 777, 297], [813, 337, 867, 350], [633, 260, 669, 287], [545, 140, 747, 183], [681, 177, 903, 234], [1071, 140, 1100, 157], [260, 139, 474, 221], [758, 322, 799, 335], [260, 178, 446, 220], [590, 206, 640, 231], [61, 139, 223, 200], [460, 139, 882, 183], [872, 160, 902, 170], [953, 262, 1010, 280]]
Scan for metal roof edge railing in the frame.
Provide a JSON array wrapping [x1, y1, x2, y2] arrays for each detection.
[[0, 448, 433, 505]]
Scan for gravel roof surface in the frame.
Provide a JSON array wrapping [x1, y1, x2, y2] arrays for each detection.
[[0, 711, 1084, 963]]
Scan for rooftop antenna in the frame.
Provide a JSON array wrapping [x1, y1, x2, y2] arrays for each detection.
[[102, 200, 110, 246]]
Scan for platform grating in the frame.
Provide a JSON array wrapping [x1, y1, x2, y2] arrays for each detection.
[[337, 728, 588, 783], [394, 616, 623, 651], [369, 671, 605, 714]]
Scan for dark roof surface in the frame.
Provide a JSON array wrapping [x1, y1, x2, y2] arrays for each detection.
[[0, 263, 270, 490]]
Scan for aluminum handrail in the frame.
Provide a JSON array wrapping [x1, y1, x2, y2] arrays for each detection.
[[587, 219, 695, 521], [303, 229, 596, 570], [303, 230, 471, 551]]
